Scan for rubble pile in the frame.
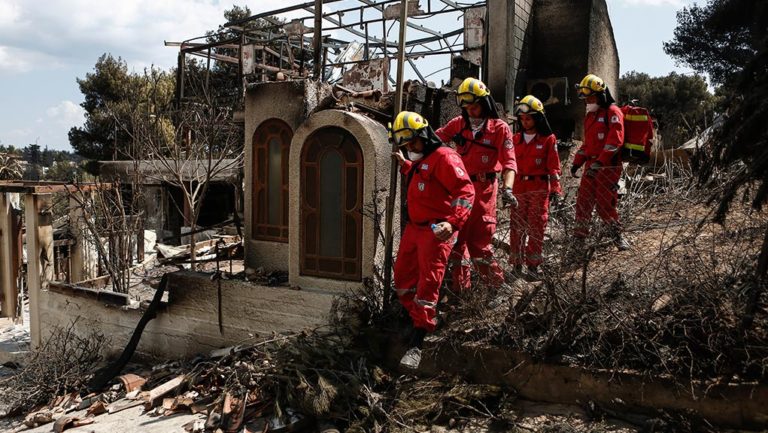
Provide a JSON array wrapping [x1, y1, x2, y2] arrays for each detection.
[[2, 327, 521, 432], [444, 169, 768, 384]]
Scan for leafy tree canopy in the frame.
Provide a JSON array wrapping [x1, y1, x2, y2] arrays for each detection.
[[666, 0, 768, 227], [618, 71, 716, 148], [69, 54, 175, 169], [664, 0, 759, 87]]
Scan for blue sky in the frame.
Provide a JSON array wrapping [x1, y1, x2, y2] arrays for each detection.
[[0, 0, 697, 152]]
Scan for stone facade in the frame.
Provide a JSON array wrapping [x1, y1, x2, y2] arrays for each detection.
[[244, 82, 393, 292]]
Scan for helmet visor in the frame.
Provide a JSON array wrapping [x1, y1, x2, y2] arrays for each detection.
[[391, 127, 418, 147], [456, 92, 481, 107], [575, 85, 595, 99], [514, 103, 532, 114]]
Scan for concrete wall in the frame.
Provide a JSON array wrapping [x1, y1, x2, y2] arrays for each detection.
[[288, 110, 393, 292], [243, 81, 331, 273], [527, 0, 618, 141], [38, 272, 335, 360], [587, 0, 620, 95], [486, 0, 533, 111]]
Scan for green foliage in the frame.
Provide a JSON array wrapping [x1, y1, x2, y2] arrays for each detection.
[[618, 71, 715, 148], [664, 0, 758, 88], [666, 0, 768, 220], [44, 161, 82, 182], [69, 54, 175, 169]]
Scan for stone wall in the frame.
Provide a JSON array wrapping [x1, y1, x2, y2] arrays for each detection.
[[528, 0, 618, 141], [287, 110, 393, 292], [38, 272, 334, 360], [243, 81, 332, 273]]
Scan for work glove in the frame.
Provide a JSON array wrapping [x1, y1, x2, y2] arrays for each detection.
[[585, 161, 602, 178], [549, 192, 561, 208], [570, 165, 581, 178], [501, 187, 518, 208]]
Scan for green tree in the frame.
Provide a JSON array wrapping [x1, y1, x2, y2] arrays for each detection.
[[666, 0, 768, 279], [44, 161, 81, 182], [70, 54, 175, 171], [664, 0, 758, 87], [618, 71, 715, 148]]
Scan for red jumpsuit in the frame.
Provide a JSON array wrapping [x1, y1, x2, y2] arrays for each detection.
[[394, 146, 474, 332], [573, 105, 624, 238], [436, 117, 517, 291], [509, 132, 561, 267]]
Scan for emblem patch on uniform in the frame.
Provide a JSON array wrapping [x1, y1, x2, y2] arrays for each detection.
[[481, 155, 489, 164], [610, 115, 620, 123], [418, 182, 425, 191], [598, 117, 605, 122], [483, 139, 491, 145], [536, 158, 543, 165], [421, 164, 429, 170], [598, 133, 605, 140], [504, 139, 513, 149], [455, 167, 465, 177], [536, 144, 543, 149]]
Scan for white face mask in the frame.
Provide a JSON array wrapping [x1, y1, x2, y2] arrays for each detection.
[[586, 103, 599, 113], [407, 151, 424, 161], [524, 133, 536, 143]]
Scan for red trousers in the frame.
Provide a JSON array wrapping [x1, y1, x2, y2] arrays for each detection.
[[509, 179, 550, 267], [574, 162, 622, 237], [449, 179, 505, 291], [394, 223, 456, 332]]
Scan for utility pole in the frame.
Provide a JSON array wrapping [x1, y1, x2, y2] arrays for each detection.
[[313, 0, 323, 79], [382, 0, 409, 311]]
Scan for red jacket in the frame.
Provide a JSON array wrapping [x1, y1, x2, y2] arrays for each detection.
[[513, 132, 562, 193], [401, 147, 475, 230], [435, 117, 517, 175], [574, 105, 624, 167]]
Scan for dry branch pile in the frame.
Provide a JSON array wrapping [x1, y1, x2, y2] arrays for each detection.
[[0, 321, 106, 417], [442, 165, 768, 384]]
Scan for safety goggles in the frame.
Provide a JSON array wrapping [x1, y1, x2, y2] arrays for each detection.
[[456, 92, 481, 107], [575, 85, 596, 98], [514, 103, 533, 114], [389, 126, 419, 147]]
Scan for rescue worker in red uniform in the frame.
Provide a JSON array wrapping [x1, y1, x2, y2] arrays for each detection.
[[571, 74, 631, 251], [435, 78, 517, 292], [508, 95, 562, 278], [391, 111, 475, 370]]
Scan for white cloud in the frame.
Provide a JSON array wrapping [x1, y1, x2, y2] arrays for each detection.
[[0, 0, 303, 73], [0, 45, 65, 74], [46, 100, 85, 127], [0, 0, 21, 27]]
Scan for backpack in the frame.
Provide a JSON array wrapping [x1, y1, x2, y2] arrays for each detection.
[[619, 105, 655, 164]]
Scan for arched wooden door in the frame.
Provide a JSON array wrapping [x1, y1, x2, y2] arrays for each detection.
[[300, 127, 363, 281], [252, 119, 292, 242]]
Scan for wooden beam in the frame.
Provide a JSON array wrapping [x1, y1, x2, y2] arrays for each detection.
[[0, 193, 17, 318], [68, 194, 85, 283], [25, 193, 54, 348]]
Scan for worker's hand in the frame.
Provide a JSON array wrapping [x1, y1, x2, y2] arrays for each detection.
[[570, 165, 581, 178], [585, 161, 602, 178], [549, 192, 561, 208], [501, 187, 518, 208], [392, 150, 406, 167], [432, 221, 454, 241]]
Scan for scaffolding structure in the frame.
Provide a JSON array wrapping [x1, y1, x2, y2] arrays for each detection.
[[168, 0, 487, 104]]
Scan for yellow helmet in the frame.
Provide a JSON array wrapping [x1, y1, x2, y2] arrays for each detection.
[[515, 95, 545, 115], [575, 74, 606, 98], [456, 77, 490, 107], [389, 111, 429, 147]]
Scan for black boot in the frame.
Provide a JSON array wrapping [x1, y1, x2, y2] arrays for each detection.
[[400, 328, 427, 370]]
